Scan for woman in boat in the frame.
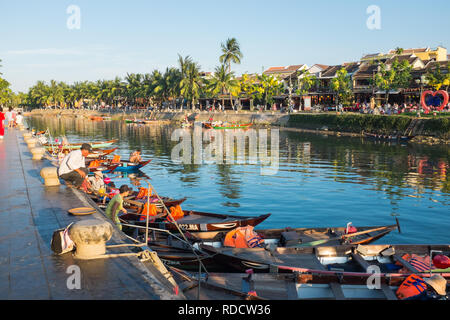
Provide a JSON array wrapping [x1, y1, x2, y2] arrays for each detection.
[[129, 149, 142, 163], [105, 185, 132, 230], [88, 170, 106, 195]]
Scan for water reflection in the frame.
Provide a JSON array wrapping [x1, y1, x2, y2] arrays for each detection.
[[27, 116, 449, 243]]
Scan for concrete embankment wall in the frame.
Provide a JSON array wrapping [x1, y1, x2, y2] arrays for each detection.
[[26, 109, 291, 126], [26, 109, 449, 143]]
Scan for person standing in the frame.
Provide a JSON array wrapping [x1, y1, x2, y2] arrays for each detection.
[[0, 107, 5, 139], [15, 112, 23, 127], [5, 108, 13, 128], [58, 143, 92, 188], [105, 185, 132, 230]]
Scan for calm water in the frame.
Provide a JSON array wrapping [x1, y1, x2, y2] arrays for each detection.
[[28, 116, 450, 244]]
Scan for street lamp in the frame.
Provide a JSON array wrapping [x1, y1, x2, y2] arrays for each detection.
[[415, 74, 429, 101]]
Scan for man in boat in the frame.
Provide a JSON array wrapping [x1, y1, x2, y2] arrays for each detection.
[[58, 143, 92, 188], [129, 149, 142, 164], [105, 184, 132, 230]]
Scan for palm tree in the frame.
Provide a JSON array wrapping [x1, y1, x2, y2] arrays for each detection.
[[180, 60, 203, 109], [207, 64, 239, 109], [219, 38, 243, 74]]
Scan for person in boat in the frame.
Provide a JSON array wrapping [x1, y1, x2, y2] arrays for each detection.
[[58, 143, 92, 188], [88, 170, 106, 195], [129, 149, 142, 164], [399, 275, 447, 300], [105, 184, 132, 230]]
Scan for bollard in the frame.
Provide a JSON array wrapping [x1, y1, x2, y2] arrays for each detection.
[[69, 220, 113, 259], [26, 138, 37, 149], [40, 167, 60, 186], [30, 147, 46, 160]]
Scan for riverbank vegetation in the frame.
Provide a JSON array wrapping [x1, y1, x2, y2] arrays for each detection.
[[288, 113, 450, 139]]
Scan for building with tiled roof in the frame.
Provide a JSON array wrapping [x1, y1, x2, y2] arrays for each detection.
[[263, 64, 308, 79]]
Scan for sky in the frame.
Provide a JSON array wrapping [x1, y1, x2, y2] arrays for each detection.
[[0, 0, 449, 93]]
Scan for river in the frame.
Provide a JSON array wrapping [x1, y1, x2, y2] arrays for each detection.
[[28, 116, 450, 244]]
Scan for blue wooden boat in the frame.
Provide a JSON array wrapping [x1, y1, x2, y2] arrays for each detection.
[[104, 159, 152, 173]]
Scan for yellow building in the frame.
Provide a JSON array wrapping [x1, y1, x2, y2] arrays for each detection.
[[387, 46, 447, 62], [362, 46, 447, 62]]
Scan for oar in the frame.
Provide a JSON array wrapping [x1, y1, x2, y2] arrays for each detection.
[[341, 226, 392, 239]]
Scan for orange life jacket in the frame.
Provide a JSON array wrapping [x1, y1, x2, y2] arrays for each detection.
[[396, 254, 434, 273], [167, 205, 184, 221], [139, 203, 157, 221], [396, 274, 427, 300], [223, 226, 264, 248], [111, 155, 121, 163], [88, 160, 101, 168], [136, 187, 152, 199]]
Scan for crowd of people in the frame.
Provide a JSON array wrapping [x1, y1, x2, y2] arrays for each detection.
[[0, 107, 24, 139], [54, 142, 144, 231]]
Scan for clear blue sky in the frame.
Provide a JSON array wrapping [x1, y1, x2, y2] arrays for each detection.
[[1, 0, 449, 93]]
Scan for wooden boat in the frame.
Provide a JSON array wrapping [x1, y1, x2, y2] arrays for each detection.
[[85, 147, 118, 159], [204, 123, 253, 130], [90, 116, 104, 121], [103, 159, 152, 173], [363, 132, 413, 142], [88, 164, 119, 173], [120, 196, 188, 215], [43, 139, 118, 151], [140, 223, 399, 270], [125, 119, 146, 124], [119, 210, 271, 233], [168, 267, 446, 300], [87, 193, 186, 212], [199, 243, 450, 275], [186, 223, 400, 244], [169, 266, 264, 300]]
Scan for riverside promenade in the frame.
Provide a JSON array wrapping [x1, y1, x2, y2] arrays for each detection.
[[0, 128, 181, 300]]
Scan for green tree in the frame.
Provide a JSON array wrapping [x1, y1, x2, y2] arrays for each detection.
[[296, 70, 317, 109], [255, 74, 283, 110], [219, 38, 243, 74], [207, 64, 239, 108], [180, 60, 203, 109], [374, 58, 412, 104], [331, 68, 353, 107], [426, 62, 450, 91]]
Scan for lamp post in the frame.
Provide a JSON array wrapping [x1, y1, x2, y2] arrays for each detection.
[[415, 74, 429, 99]]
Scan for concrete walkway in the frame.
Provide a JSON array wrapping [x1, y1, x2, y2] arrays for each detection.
[[0, 128, 181, 300]]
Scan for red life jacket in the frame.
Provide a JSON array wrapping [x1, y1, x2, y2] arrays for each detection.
[[396, 254, 434, 273]]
